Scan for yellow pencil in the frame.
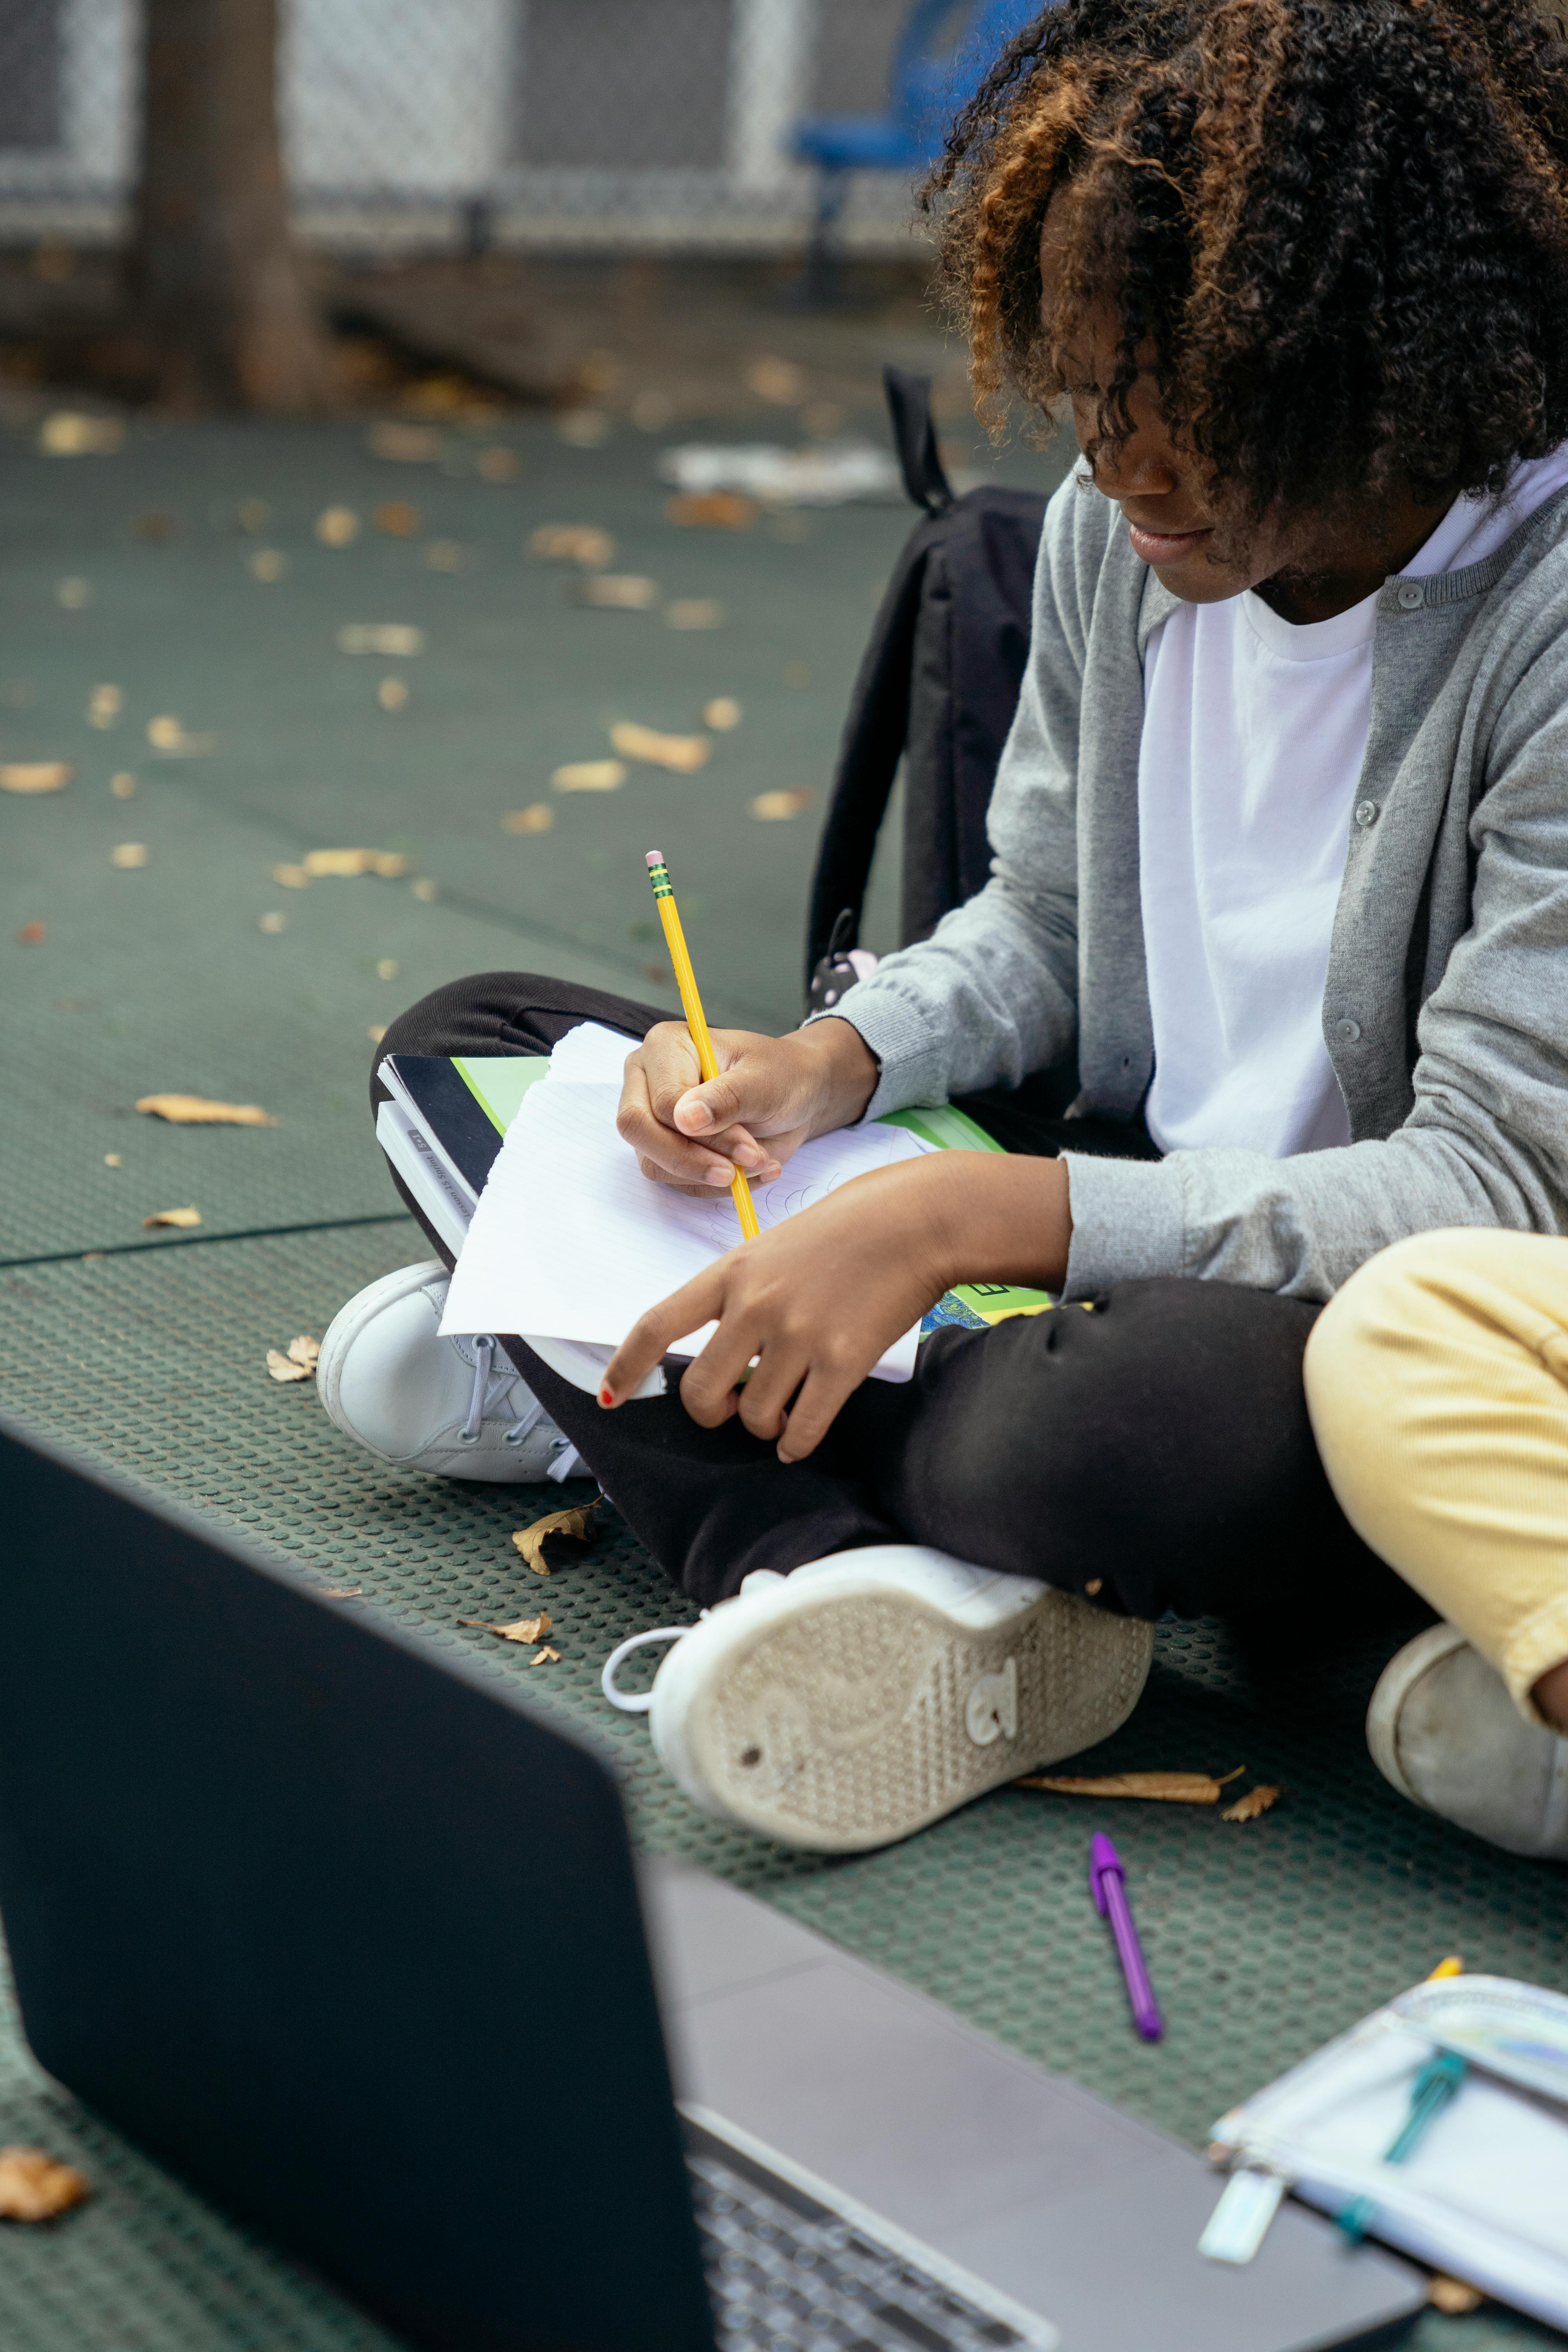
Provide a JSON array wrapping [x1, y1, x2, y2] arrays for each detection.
[[645, 850, 760, 1240]]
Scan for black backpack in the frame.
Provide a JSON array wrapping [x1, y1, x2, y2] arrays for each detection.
[[805, 367, 1048, 1013]]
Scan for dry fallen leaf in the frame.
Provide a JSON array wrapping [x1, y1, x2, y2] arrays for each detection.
[[147, 715, 214, 755], [143, 1205, 201, 1229], [512, 1503, 600, 1576], [1221, 1784, 1282, 1823], [665, 599, 725, 631], [476, 445, 518, 481], [666, 491, 755, 530], [502, 804, 555, 833], [610, 722, 709, 773], [751, 788, 813, 822], [745, 356, 807, 404], [264, 1334, 321, 1385], [1015, 1769, 1246, 1805], [368, 421, 443, 463], [250, 548, 287, 583], [575, 573, 659, 610], [57, 579, 92, 610], [529, 523, 614, 568], [703, 698, 742, 731], [109, 842, 148, 868], [531, 1645, 562, 1666], [376, 958, 399, 981], [337, 624, 425, 657], [410, 876, 438, 900], [258, 911, 286, 934], [300, 848, 412, 879], [137, 1094, 277, 1126], [0, 2146, 90, 2221], [87, 683, 122, 728], [316, 506, 360, 547], [104, 1154, 121, 1167], [377, 677, 409, 711], [373, 500, 421, 536], [1427, 2278, 1484, 2316], [551, 760, 626, 794], [321, 1586, 362, 1600], [1, 761, 72, 794], [111, 771, 136, 798], [17, 920, 45, 945], [458, 1610, 552, 1646], [40, 410, 123, 456]]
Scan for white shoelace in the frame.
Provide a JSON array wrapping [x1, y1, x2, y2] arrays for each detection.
[[601, 1625, 693, 1713], [460, 1335, 548, 1448]]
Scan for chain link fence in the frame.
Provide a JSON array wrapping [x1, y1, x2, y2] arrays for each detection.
[[0, 0, 955, 252]]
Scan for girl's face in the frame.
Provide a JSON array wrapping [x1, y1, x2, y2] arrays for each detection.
[[1041, 206, 1448, 624]]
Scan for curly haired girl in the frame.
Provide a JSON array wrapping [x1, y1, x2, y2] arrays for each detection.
[[342, 0, 1568, 1853]]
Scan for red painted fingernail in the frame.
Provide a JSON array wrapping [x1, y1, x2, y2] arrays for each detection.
[[599, 1386, 615, 1407]]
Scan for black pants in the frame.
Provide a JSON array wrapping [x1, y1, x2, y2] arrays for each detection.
[[373, 971, 1392, 1622]]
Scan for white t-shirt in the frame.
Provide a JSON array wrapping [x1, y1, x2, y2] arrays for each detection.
[[1137, 446, 1568, 1158]]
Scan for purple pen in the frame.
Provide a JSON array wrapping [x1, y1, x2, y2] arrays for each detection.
[[1089, 1833, 1163, 2042]]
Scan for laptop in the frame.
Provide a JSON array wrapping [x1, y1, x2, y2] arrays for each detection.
[[0, 1416, 1426, 2352]]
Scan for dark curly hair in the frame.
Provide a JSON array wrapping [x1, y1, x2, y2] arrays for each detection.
[[926, 0, 1568, 524]]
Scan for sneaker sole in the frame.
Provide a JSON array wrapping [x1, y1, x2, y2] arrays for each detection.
[[657, 1583, 1153, 1854], [1365, 1621, 1471, 1810]]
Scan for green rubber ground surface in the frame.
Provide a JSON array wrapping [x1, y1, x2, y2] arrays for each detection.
[[0, 406, 1562, 2349]]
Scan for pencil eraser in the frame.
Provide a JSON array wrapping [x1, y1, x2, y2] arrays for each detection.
[[645, 849, 663, 866]]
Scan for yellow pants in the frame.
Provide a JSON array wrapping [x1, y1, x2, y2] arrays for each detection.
[[1305, 1229, 1568, 1728]]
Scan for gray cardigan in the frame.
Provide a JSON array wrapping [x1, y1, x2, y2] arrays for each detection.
[[826, 472, 1568, 1301]]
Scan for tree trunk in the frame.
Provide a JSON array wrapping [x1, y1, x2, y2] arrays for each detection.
[[127, 0, 332, 412]]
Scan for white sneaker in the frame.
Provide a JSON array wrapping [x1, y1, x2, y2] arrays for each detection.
[[318, 1263, 584, 1484], [602, 1544, 1153, 1853], [1367, 1623, 1568, 1860]]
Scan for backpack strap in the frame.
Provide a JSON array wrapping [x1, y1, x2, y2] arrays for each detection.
[[804, 370, 954, 996], [883, 364, 955, 516], [804, 515, 936, 993]]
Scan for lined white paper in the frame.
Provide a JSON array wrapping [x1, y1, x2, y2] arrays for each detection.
[[440, 1079, 930, 1381]]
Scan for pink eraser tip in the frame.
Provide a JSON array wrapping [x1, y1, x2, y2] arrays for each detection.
[[645, 850, 663, 866]]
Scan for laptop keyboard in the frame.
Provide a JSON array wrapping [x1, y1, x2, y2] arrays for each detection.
[[686, 2124, 1027, 2352]]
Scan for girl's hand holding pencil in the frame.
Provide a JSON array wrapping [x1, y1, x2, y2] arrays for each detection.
[[615, 1018, 878, 1198]]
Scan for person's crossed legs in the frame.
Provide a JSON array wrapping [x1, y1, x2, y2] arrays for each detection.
[[1308, 1230, 1568, 1859], [343, 969, 1396, 1851]]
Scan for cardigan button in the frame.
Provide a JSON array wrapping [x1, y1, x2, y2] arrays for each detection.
[[1337, 1018, 1362, 1042], [1396, 582, 1424, 610], [1354, 799, 1379, 828]]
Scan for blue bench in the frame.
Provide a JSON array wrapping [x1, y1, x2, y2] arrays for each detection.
[[793, 0, 1045, 300]]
